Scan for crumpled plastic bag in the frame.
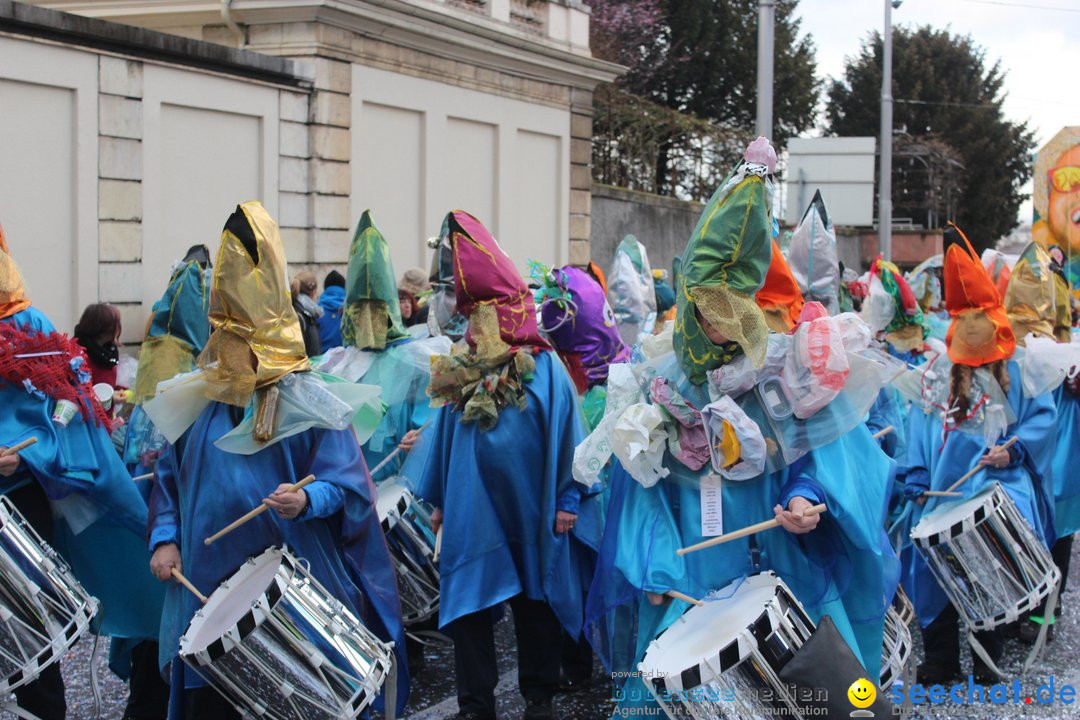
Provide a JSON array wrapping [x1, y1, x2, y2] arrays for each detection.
[[143, 369, 212, 443], [314, 345, 377, 383], [707, 333, 791, 400], [650, 377, 709, 471], [640, 321, 674, 359], [611, 403, 671, 488], [783, 315, 850, 418], [572, 363, 645, 487], [1020, 334, 1080, 397], [702, 396, 766, 480], [834, 312, 873, 353], [860, 272, 896, 334]]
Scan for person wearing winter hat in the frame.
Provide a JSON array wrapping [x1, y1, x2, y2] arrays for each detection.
[[901, 223, 1056, 684], [583, 139, 896, 718], [146, 202, 409, 718], [414, 211, 600, 720], [317, 268, 346, 350]]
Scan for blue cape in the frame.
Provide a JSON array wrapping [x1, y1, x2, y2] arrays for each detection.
[[0, 308, 163, 670], [412, 351, 601, 637], [1050, 386, 1080, 538], [900, 360, 1057, 627], [149, 401, 409, 714]]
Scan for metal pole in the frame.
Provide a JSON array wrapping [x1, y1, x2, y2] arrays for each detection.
[[879, 0, 895, 261], [756, 0, 775, 139]]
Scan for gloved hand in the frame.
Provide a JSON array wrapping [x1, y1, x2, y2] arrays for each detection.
[[903, 467, 930, 501]]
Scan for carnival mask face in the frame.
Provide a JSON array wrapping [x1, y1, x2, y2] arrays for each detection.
[[1047, 146, 1080, 255], [952, 309, 997, 358], [885, 323, 925, 353]]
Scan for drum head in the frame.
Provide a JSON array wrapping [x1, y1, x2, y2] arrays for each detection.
[[640, 573, 780, 679], [375, 476, 410, 523], [912, 483, 998, 539], [180, 547, 283, 656]]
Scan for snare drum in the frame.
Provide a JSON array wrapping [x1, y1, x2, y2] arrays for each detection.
[[639, 572, 816, 720], [892, 585, 914, 627], [377, 476, 440, 624], [0, 495, 98, 693], [179, 546, 394, 720], [879, 605, 911, 690], [911, 483, 1060, 630]]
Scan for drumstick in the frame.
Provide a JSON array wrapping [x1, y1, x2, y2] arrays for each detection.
[[171, 568, 208, 604], [1, 437, 37, 456], [943, 436, 1019, 494], [131, 473, 154, 482], [666, 590, 704, 607], [872, 425, 894, 440], [676, 504, 828, 556], [922, 490, 963, 498], [433, 525, 443, 563], [368, 420, 433, 477], [203, 474, 317, 545]]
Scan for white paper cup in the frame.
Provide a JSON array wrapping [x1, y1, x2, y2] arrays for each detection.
[[51, 399, 78, 427], [93, 383, 114, 411]]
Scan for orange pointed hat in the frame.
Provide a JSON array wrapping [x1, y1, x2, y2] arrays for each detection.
[[755, 239, 804, 332], [0, 225, 32, 320], [943, 222, 1015, 366]]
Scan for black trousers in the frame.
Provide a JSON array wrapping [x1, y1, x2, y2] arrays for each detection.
[[560, 630, 593, 683], [450, 595, 563, 717], [124, 640, 170, 720], [7, 482, 67, 720], [183, 686, 242, 720], [922, 603, 1002, 670]]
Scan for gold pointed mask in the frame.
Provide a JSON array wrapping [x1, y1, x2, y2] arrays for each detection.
[[0, 225, 31, 320], [1004, 243, 1055, 344], [197, 202, 309, 406]]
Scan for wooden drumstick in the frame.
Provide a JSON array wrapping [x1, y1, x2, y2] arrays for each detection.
[[131, 473, 154, 482], [203, 474, 317, 546], [941, 436, 1019, 494], [676, 504, 828, 556], [171, 568, 208, 604], [666, 590, 704, 607], [1, 437, 38, 456], [368, 420, 433, 477], [872, 425, 894, 440], [433, 525, 443, 563], [922, 490, 963, 498]]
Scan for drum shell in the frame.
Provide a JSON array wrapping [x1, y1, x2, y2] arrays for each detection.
[[0, 495, 97, 693], [912, 483, 1060, 630], [377, 478, 440, 625], [179, 547, 394, 720], [879, 605, 911, 690]]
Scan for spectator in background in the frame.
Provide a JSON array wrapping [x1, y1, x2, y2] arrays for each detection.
[[399, 266, 430, 326], [318, 269, 346, 350], [74, 302, 122, 387], [290, 271, 322, 358], [398, 288, 421, 327]]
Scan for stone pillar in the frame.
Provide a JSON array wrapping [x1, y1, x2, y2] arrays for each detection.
[[97, 55, 145, 342], [568, 86, 593, 265], [309, 57, 352, 273]]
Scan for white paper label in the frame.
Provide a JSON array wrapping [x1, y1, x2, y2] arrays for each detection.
[[700, 473, 723, 537]]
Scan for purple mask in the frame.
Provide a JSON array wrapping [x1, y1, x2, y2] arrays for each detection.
[[541, 266, 631, 387]]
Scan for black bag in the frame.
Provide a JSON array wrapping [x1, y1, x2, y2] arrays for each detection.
[[778, 614, 893, 718]]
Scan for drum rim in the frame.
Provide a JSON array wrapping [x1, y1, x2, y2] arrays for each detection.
[[911, 482, 1003, 546]]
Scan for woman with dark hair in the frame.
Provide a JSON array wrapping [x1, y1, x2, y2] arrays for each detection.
[[398, 287, 420, 327], [74, 302, 122, 386]]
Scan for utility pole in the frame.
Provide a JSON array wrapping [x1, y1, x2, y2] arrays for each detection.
[[879, 0, 901, 261], [756, 0, 775, 139]]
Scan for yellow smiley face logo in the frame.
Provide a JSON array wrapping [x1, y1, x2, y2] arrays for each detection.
[[848, 678, 876, 708]]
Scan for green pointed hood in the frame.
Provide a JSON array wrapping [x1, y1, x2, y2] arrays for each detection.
[[674, 158, 773, 384], [341, 210, 408, 349]]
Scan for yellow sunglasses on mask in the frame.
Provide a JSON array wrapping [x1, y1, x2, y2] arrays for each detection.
[[1050, 166, 1080, 193]]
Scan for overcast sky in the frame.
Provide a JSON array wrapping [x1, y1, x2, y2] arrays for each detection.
[[795, 0, 1080, 224]]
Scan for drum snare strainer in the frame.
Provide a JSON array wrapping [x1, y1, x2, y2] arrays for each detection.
[[179, 546, 394, 720], [639, 572, 815, 720], [911, 482, 1060, 631]]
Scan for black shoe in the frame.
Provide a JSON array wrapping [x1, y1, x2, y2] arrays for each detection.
[[1017, 619, 1055, 644], [523, 700, 553, 720], [972, 666, 1001, 686], [453, 712, 495, 720], [916, 660, 961, 685], [557, 673, 591, 693]]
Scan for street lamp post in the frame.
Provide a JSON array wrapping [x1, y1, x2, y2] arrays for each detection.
[[879, 0, 901, 262], [756, 0, 775, 139]]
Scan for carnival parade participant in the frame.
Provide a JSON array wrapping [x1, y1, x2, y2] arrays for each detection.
[[315, 210, 449, 483], [902, 223, 1057, 684], [124, 245, 211, 476], [607, 234, 657, 347], [317, 269, 346, 350], [290, 270, 323, 357], [74, 302, 124, 387], [414, 210, 601, 720], [581, 139, 897, 716], [145, 202, 408, 718], [0, 225, 168, 720], [1003, 241, 1079, 641], [787, 189, 841, 315]]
